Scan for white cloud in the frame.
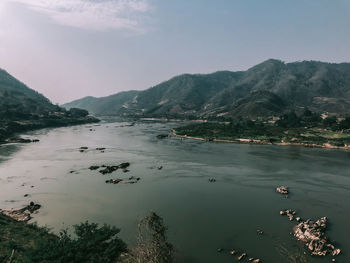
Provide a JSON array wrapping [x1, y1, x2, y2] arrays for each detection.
[[7, 0, 152, 32]]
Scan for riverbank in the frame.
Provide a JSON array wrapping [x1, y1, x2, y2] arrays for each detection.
[[0, 213, 57, 262], [0, 115, 99, 144], [0, 209, 173, 263], [172, 129, 350, 151]]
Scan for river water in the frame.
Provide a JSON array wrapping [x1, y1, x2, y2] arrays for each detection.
[[0, 120, 349, 263]]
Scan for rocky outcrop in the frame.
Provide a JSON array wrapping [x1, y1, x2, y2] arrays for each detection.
[[0, 202, 41, 222], [99, 163, 130, 174], [156, 134, 168, 139], [293, 217, 341, 257], [276, 186, 289, 195], [280, 209, 296, 221], [280, 210, 341, 257], [105, 177, 140, 185], [5, 137, 40, 144]]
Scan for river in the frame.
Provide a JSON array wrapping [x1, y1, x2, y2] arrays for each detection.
[[0, 120, 349, 263]]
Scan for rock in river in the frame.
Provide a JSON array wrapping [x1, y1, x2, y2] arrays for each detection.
[[99, 162, 130, 174], [280, 210, 341, 257], [156, 134, 168, 139], [293, 217, 341, 257], [276, 186, 289, 195]]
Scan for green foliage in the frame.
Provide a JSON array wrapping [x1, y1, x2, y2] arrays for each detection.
[[276, 112, 300, 128], [339, 117, 350, 129], [25, 221, 127, 263], [175, 109, 350, 147], [67, 108, 89, 117]]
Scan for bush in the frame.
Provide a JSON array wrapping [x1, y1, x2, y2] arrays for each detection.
[[25, 221, 127, 263]]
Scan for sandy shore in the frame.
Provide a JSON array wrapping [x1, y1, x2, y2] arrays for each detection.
[[171, 129, 350, 151]]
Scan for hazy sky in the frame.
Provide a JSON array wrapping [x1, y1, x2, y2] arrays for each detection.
[[0, 0, 350, 104]]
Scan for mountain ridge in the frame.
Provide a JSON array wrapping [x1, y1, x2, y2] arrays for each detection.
[[62, 59, 350, 119], [0, 68, 99, 142]]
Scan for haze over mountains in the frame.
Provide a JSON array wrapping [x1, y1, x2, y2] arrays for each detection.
[[63, 59, 350, 119]]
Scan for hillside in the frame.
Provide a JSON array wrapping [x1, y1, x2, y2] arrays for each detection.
[[63, 59, 350, 119], [63, 90, 139, 116], [0, 69, 59, 120], [0, 69, 99, 142]]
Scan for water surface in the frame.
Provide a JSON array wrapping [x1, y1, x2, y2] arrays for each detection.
[[0, 121, 349, 263]]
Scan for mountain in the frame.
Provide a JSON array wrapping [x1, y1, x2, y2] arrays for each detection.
[[63, 90, 139, 116], [0, 69, 99, 142], [0, 69, 58, 120], [63, 59, 350, 119]]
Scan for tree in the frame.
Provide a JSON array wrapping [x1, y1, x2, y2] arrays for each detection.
[[276, 111, 300, 128], [26, 221, 127, 263], [131, 212, 175, 263]]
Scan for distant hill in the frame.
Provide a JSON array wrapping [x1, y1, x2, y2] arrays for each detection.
[[0, 69, 98, 142], [63, 59, 350, 118], [63, 91, 139, 116]]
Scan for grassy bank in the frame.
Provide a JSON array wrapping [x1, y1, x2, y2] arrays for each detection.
[[173, 111, 350, 149]]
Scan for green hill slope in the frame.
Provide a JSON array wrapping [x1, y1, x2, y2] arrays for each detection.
[[0, 69, 99, 142], [63, 59, 350, 119]]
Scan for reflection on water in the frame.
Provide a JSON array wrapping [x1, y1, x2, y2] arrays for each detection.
[[0, 121, 349, 263]]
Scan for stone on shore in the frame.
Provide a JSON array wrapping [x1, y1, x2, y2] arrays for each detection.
[[0, 202, 41, 222]]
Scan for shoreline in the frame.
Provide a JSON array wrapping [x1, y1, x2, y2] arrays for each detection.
[[171, 129, 350, 151], [0, 116, 100, 145]]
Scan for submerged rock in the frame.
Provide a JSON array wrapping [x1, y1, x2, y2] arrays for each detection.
[[105, 179, 123, 184], [5, 137, 39, 143], [96, 147, 106, 151], [129, 176, 140, 181], [89, 165, 100, 170], [156, 134, 168, 139], [99, 163, 130, 174], [257, 229, 264, 235], [280, 209, 296, 221], [119, 162, 130, 169]]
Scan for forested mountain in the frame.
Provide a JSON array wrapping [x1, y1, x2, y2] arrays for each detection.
[[0, 69, 59, 120], [0, 69, 98, 142], [63, 59, 350, 119]]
